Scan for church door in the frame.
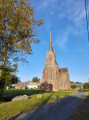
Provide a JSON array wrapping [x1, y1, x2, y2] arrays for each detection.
[[49, 83, 53, 91]]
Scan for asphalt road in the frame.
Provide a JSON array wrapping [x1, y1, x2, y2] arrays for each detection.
[[10, 91, 88, 120]]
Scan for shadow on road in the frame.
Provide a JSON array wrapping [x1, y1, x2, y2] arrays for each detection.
[[26, 96, 83, 120], [9, 93, 54, 120], [9, 92, 88, 120]]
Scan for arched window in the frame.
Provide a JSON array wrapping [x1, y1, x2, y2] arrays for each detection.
[[49, 71, 52, 80]]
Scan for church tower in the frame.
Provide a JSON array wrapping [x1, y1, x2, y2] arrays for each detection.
[[41, 31, 71, 91]]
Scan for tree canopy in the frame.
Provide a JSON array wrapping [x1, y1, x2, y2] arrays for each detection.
[[6, 74, 20, 86], [0, 0, 43, 66], [32, 76, 40, 82], [83, 83, 89, 89]]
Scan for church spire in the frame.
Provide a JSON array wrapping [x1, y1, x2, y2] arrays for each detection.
[[49, 30, 53, 51]]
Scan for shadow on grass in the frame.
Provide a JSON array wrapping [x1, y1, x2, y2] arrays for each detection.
[[2, 89, 50, 102], [9, 93, 54, 120], [41, 93, 53, 105]]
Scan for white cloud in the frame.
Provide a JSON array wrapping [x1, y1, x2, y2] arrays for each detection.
[[55, 24, 84, 50], [57, 0, 85, 25], [35, 0, 86, 49], [56, 26, 72, 50], [37, 0, 85, 27], [57, 33, 69, 50], [38, 0, 59, 9]]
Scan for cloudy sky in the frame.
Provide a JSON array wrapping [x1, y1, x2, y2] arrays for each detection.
[[17, 0, 89, 83]]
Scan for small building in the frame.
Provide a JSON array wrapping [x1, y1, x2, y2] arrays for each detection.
[[15, 82, 25, 89], [25, 81, 39, 89]]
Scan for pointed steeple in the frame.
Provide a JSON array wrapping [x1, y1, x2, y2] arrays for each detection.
[[49, 30, 53, 51]]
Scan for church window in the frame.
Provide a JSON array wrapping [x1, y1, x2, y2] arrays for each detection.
[[49, 71, 52, 80]]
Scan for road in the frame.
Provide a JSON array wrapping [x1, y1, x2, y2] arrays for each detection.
[[10, 91, 88, 120]]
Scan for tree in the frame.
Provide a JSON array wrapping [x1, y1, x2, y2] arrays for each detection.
[[83, 83, 89, 89], [71, 85, 76, 89], [0, 0, 43, 66], [32, 76, 40, 82], [70, 81, 75, 84], [76, 81, 82, 84], [0, 0, 43, 100], [5, 74, 20, 86], [11, 75, 20, 84], [0, 66, 15, 98]]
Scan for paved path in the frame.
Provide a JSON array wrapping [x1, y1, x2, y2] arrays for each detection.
[[10, 91, 88, 120]]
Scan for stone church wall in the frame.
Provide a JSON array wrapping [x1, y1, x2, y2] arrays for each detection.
[[41, 31, 71, 91]]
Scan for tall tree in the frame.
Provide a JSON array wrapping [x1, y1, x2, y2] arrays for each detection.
[[0, 0, 43, 100], [11, 75, 20, 84], [32, 76, 40, 82]]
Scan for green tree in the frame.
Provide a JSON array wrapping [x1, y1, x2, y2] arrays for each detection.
[[11, 75, 20, 84], [71, 85, 76, 89], [0, 66, 15, 98], [32, 76, 40, 82], [0, 0, 43, 100], [70, 81, 75, 84], [83, 83, 89, 89]]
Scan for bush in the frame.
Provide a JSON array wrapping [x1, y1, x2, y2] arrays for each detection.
[[71, 85, 76, 89]]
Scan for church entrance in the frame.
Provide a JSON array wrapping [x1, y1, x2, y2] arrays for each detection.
[[49, 83, 53, 91]]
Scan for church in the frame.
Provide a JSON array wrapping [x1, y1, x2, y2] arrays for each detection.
[[41, 31, 71, 91]]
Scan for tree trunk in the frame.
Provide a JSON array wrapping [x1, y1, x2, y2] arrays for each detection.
[[0, 35, 7, 101], [0, 69, 6, 101]]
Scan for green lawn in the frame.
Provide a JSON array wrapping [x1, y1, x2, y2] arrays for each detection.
[[0, 89, 73, 120], [2, 89, 46, 101]]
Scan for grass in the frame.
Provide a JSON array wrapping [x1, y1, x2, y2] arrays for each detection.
[[73, 91, 89, 120], [2, 89, 46, 101], [0, 89, 73, 120], [87, 91, 89, 98]]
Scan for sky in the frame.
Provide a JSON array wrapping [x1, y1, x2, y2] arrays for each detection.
[[16, 0, 89, 83]]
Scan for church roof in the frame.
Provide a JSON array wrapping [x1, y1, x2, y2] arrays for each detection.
[[59, 68, 68, 72], [49, 30, 53, 51]]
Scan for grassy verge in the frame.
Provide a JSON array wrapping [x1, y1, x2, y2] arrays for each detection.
[[73, 91, 89, 120], [0, 90, 73, 120], [2, 89, 46, 101]]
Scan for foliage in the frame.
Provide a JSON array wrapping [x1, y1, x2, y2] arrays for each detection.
[[71, 85, 76, 89], [0, 0, 43, 66], [32, 76, 40, 82], [11, 75, 20, 84], [70, 81, 75, 83], [83, 83, 89, 89], [0, 90, 73, 119], [0, 66, 15, 99], [0, 0, 43, 100], [76, 81, 82, 84], [5, 74, 20, 87]]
